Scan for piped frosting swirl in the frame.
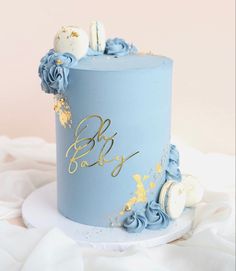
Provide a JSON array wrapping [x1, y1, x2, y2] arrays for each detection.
[[38, 49, 77, 94], [104, 38, 137, 57], [169, 144, 180, 165], [145, 201, 170, 230], [166, 144, 182, 181], [123, 211, 147, 233]]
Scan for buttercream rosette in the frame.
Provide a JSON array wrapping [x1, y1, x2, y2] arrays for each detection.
[[166, 144, 182, 181], [104, 38, 137, 57], [123, 211, 147, 233], [38, 49, 77, 94], [145, 200, 170, 230]]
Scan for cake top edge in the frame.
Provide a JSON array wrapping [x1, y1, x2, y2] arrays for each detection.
[[38, 22, 173, 95], [69, 54, 173, 72]]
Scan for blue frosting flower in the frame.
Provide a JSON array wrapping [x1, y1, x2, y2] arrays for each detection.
[[166, 160, 182, 181], [104, 38, 137, 57], [169, 144, 180, 166], [38, 49, 77, 94], [145, 201, 170, 230], [123, 211, 147, 233], [166, 144, 182, 181]]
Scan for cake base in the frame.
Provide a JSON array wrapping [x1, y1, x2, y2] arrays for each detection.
[[22, 182, 194, 251]]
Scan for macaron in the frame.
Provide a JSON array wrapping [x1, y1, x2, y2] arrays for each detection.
[[181, 175, 204, 207], [54, 26, 89, 60], [159, 180, 186, 219], [89, 21, 106, 52]]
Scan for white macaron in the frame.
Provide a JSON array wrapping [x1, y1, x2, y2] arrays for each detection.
[[159, 180, 186, 219], [181, 175, 204, 207], [89, 21, 106, 52], [54, 26, 89, 60]]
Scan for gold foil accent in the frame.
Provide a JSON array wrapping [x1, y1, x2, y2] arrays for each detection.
[[56, 59, 63, 65], [119, 145, 170, 216], [71, 31, 79, 38], [66, 115, 139, 177], [132, 174, 147, 202], [149, 181, 156, 190], [156, 163, 162, 173], [54, 95, 72, 128], [143, 175, 149, 181], [125, 205, 131, 212], [120, 174, 148, 214]]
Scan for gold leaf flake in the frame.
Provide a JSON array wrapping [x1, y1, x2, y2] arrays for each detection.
[[143, 175, 149, 181], [59, 111, 71, 128], [54, 96, 72, 128], [156, 163, 162, 173], [56, 59, 63, 65], [71, 31, 79, 38], [149, 181, 156, 190], [120, 174, 148, 214]]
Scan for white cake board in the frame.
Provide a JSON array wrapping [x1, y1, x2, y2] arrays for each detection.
[[22, 182, 194, 251]]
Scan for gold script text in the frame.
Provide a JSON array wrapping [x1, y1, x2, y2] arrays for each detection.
[[66, 115, 139, 177]]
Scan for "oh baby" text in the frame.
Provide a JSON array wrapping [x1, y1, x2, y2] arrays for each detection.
[[66, 115, 139, 177]]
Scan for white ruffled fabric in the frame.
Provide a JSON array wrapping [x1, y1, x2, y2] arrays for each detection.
[[0, 136, 235, 271]]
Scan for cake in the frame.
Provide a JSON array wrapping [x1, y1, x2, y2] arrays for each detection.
[[38, 23, 202, 233]]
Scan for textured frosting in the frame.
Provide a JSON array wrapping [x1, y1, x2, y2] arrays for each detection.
[[38, 49, 77, 94], [104, 38, 137, 57], [145, 201, 170, 230], [123, 211, 147, 233], [169, 144, 180, 165], [166, 144, 182, 181]]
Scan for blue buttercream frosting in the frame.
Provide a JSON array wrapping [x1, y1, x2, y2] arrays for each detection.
[[104, 38, 137, 57], [56, 54, 173, 227], [123, 211, 147, 233], [145, 201, 170, 230], [122, 201, 170, 232], [169, 144, 180, 166], [166, 144, 182, 181], [38, 49, 77, 94], [87, 47, 103, 56], [166, 160, 182, 180]]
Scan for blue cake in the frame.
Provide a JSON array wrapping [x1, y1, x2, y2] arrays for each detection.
[[38, 24, 184, 233]]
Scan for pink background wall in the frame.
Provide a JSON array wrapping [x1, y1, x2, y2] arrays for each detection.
[[0, 0, 235, 154]]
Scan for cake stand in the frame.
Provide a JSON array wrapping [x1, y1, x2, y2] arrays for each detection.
[[22, 182, 194, 251]]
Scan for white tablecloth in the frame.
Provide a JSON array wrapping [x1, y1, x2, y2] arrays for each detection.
[[0, 136, 235, 271]]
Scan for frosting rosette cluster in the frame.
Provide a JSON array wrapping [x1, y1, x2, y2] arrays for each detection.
[[123, 211, 147, 233], [104, 38, 137, 57], [123, 201, 170, 233], [145, 201, 170, 230], [166, 144, 182, 181], [38, 49, 77, 94]]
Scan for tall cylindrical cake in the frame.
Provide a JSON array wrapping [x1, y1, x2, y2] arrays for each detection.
[[57, 54, 172, 227], [39, 25, 183, 233]]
